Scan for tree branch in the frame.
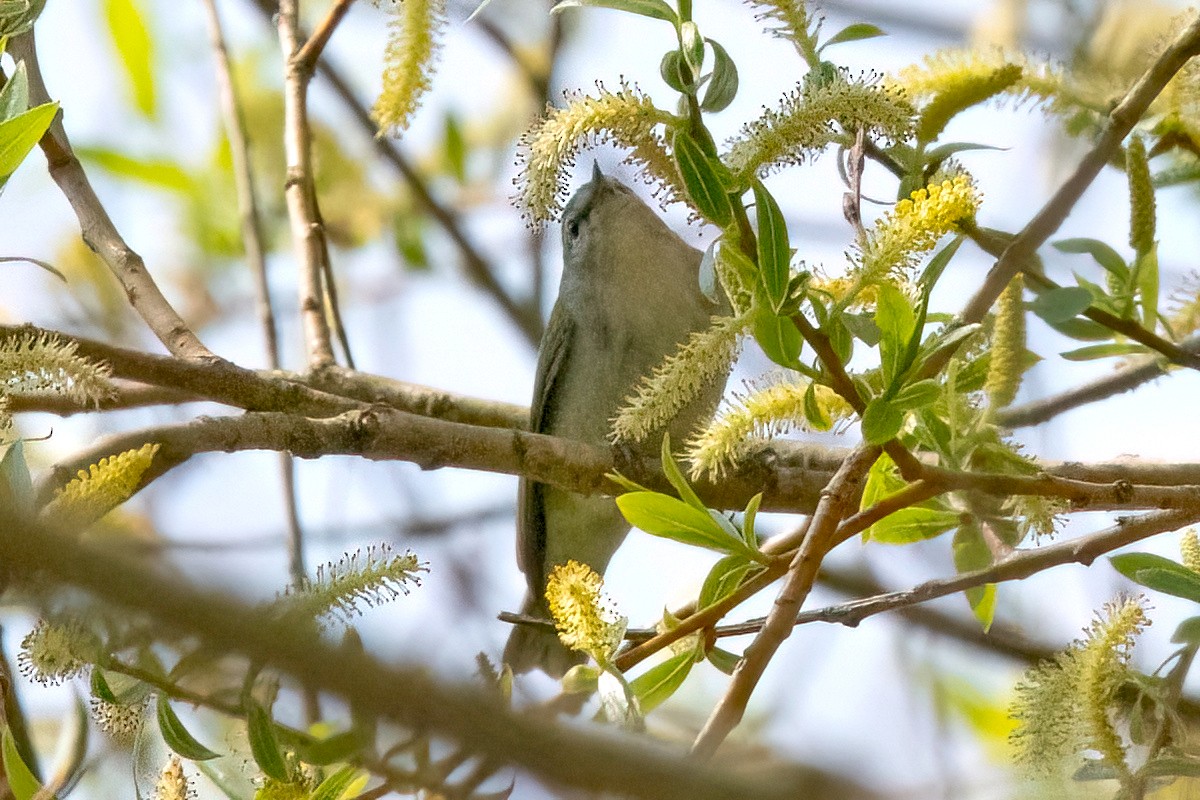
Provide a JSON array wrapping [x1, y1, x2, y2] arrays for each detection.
[[11, 32, 213, 360], [0, 512, 821, 800], [293, 0, 356, 75]]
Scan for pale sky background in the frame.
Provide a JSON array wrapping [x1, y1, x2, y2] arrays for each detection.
[[3, 0, 1200, 797]]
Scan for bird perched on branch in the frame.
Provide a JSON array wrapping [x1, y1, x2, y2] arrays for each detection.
[[504, 164, 729, 675]]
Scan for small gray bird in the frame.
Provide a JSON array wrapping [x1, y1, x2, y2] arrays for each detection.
[[504, 165, 728, 675]]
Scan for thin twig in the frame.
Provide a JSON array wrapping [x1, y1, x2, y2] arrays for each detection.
[[293, 0, 356, 75], [11, 32, 212, 360], [691, 445, 880, 758], [246, 0, 543, 347], [277, 0, 337, 369], [956, 14, 1200, 327]]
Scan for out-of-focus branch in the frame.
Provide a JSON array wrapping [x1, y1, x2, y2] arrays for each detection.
[[0, 512, 820, 800], [245, 0, 544, 347], [11, 32, 212, 360], [278, 0, 336, 370], [5, 385, 201, 414], [955, 13, 1200, 328], [993, 342, 1184, 427]]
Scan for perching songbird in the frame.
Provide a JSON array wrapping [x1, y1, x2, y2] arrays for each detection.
[[504, 164, 729, 675]]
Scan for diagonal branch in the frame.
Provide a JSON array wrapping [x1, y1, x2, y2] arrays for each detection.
[[11, 32, 212, 360]]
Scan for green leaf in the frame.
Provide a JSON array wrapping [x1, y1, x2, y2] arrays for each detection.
[[103, 0, 156, 117], [660, 434, 705, 511], [706, 647, 741, 675], [1115, 570, 1200, 605], [892, 379, 940, 410], [1028, 286, 1093, 324], [617, 492, 748, 555], [0, 441, 33, 518], [802, 381, 831, 431], [860, 397, 903, 445], [0, 102, 58, 185], [630, 652, 694, 714], [741, 492, 762, 548], [1053, 238, 1129, 281], [443, 112, 466, 184], [751, 307, 801, 367], [697, 555, 759, 609], [698, 240, 719, 302], [90, 669, 118, 704], [860, 452, 901, 514], [606, 471, 651, 493], [0, 61, 28, 121], [1059, 342, 1150, 361], [1171, 615, 1200, 644], [874, 282, 916, 388], [247, 702, 290, 782], [156, 695, 220, 761], [922, 141, 1005, 169], [660, 50, 690, 93], [673, 132, 732, 226], [75, 146, 192, 193], [820, 22, 885, 49], [752, 180, 790, 311], [700, 38, 738, 112], [311, 765, 370, 800], [1043, 316, 1114, 341], [680, 21, 704, 72], [551, 0, 677, 22], [292, 730, 362, 766], [868, 506, 961, 544], [2, 727, 45, 800], [1110, 552, 1200, 597], [953, 522, 996, 630], [840, 311, 880, 345], [1134, 244, 1159, 329]]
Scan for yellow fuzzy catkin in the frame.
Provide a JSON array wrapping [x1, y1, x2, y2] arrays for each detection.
[[515, 83, 675, 228], [40, 443, 160, 530], [985, 273, 1026, 410], [372, 0, 446, 136], [1126, 135, 1157, 258], [545, 560, 625, 663]]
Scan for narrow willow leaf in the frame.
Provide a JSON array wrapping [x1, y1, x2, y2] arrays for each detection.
[[75, 146, 192, 192], [802, 381, 831, 431], [157, 695, 220, 761], [1171, 616, 1200, 645], [680, 21, 704, 72], [752, 181, 790, 310], [707, 646, 741, 674], [247, 703, 289, 782], [2, 727, 45, 800], [660, 434, 705, 511], [0, 61, 28, 121], [698, 240, 719, 302], [103, 0, 156, 117], [674, 132, 733, 226], [1044, 316, 1113, 341], [697, 554, 758, 609], [922, 141, 1004, 168], [1053, 238, 1129, 281], [874, 282, 916, 388], [0, 102, 58, 183], [551, 0, 677, 22], [742, 492, 762, 548], [293, 730, 362, 767], [821, 22, 885, 49], [892, 378, 940, 410], [311, 765, 370, 800], [953, 522, 996, 630], [1059, 342, 1150, 361], [701, 38, 738, 112], [867, 506, 961, 544], [617, 492, 746, 555], [660, 50, 690, 93], [1135, 245, 1159, 329], [1028, 286, 1093, 324], [629, 651, 694, 714], [444, 112, 466, 183], [1141, 757, 1200, 778], [0, 441, 33, 517], [751, 307, 802, 367], [1111, 553, 1200, 603], [860, 397, 903, 444]]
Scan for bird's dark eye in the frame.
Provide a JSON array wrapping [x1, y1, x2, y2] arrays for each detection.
[[566, 219, 580, 239]]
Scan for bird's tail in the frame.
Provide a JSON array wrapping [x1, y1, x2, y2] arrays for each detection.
[[503, 594, 583, 678]]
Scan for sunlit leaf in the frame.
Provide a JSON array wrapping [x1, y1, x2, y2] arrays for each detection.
[[860, 396, 903, 444], [630, 651, 694, 714], [701, 38, 738, 112], [0, 102, 58, 186], [617, 492, 748, 555], [551, 0, 677, 23], [674, 132, 732, 226], [753, 180, 790, 310], [103, 0, 156, 117], [821, 22, 885, 49], [157, 695, 220, 761], [1028, 286, 1093, 324]]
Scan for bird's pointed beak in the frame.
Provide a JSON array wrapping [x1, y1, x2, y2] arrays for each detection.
[[592, 161, 604, 183]]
